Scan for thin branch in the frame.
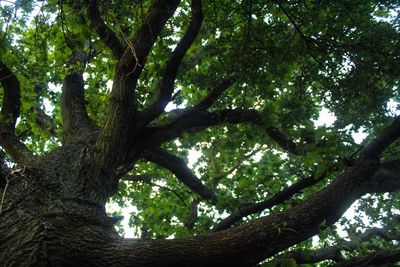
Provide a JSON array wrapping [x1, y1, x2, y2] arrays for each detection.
[[61, 72, 97, 143], [86, 0, 124, 58], [142, 147, 217, 202], [123, 174, 186, 203], [140, 0, 204, 126], [212, 174, 324, 231]]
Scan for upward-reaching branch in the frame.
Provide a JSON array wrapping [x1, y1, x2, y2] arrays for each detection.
[[0, 60, 35, 165], [95, 0, 180, 168], [61, 72, 97, 143], [140, 0, 204, 126], [86, 1, 124, 59]]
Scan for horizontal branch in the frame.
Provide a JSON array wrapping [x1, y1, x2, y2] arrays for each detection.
[[140, 0, 204, 125], [142, 147, 217, 202], [140, 109, 298, 155], [87, 0, 124, 58]]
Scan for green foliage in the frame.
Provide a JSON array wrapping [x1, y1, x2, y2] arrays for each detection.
[[1, 0, 399, 265]]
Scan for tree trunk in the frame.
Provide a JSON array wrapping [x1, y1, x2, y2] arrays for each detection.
[[0, 145, 118, 267]]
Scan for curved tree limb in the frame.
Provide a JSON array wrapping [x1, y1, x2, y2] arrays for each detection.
[[87, 0, 124, 59], [96, 116, 400, 266], [61, 72, 97, 143], [0, 60, 35, 165], [140, 0, 204, 126], [95, 0, 180, 168], [142, 147, 217, 202]]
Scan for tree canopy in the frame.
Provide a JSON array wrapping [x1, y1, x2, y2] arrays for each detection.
[[0, 0, 400, 266]]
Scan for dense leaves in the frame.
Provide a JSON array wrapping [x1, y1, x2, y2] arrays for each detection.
[[1, 0, 400, 266]]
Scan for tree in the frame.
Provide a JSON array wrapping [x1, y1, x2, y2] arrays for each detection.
[[0, 0, 399, 266]]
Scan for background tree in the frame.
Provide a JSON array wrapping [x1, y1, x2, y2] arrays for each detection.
[[0, 0, 400, 266]]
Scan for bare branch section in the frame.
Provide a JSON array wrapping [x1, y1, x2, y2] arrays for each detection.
[[143, 147, 217, 202], [0, 60, 35, 165], [61, 72, 97, 143], [95, 0, 180, 168], [86, 0, 124, 58], [140, 0, 204, 126], [107, 116, 400, 266], [213, 174, 323, 231]]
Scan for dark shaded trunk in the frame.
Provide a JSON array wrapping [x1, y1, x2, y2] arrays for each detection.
[[0, 144, 118, 267]]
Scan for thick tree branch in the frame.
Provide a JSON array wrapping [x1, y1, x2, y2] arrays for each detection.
[[95, 0, 180, 168], [213, 174, 324, 231], [87, 1, 124, 58], [140, 109, 299, 155], [61, 72, 97, 143], [0, 60, 35, 165], [140, 0, 204, 126], [102, 117, 400, 266], [142, 147, 217, 202]]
